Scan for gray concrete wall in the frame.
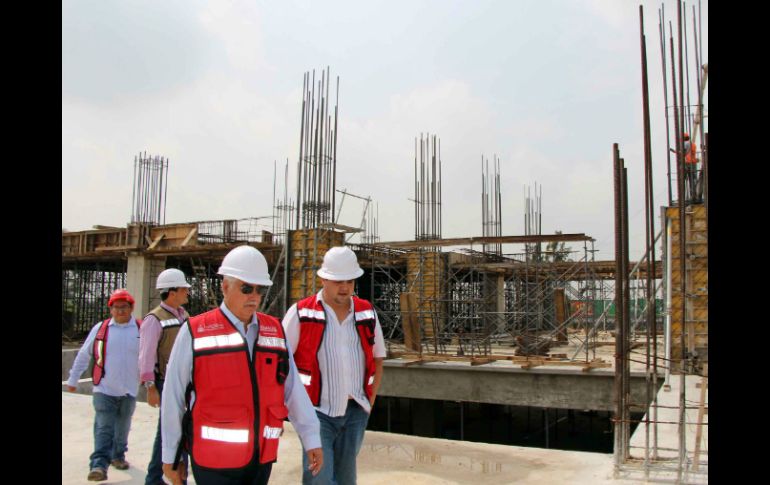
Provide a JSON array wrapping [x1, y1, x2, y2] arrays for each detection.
[[62, 350, 653, 411], [379, 360, 656, 412]]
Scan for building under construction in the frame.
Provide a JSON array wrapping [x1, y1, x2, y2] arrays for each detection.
[[62, 5, 707, 482]]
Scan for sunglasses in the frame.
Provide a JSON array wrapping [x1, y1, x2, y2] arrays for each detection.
[[240, 283, 267, 296]]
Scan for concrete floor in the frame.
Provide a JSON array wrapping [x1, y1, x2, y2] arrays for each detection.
[[63, 392, 649, 485]]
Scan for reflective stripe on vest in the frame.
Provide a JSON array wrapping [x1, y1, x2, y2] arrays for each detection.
[[160, 318, 181, 328], [297, 308, 325, 320], [193, 332, 244, 351], [257, 336, 286, 350], [201, 426, 249, 443]]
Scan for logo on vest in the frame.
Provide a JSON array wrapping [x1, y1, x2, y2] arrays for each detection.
[[197, 321, 225, 333], [259, 323, 280, 337]]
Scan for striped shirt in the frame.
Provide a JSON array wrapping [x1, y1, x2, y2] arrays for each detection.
[[283, 290, 386, 417]]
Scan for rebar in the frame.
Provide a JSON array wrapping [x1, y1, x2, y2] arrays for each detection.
[[414, 133, 442, 240], [131, 152, 169, 226], [295, 67, 339, 230]]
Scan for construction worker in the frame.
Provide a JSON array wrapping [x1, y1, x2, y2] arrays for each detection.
[[66, 289, 141, 482], [161, 245, 323, 485], [282, 246, 386, 485], [139, 268, 191, 485], [683, 132, 700, 203]]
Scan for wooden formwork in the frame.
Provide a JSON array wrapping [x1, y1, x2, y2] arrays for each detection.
[[667, 204, 708, 370], [406, 250, 446, 338], [288, 229, 345, 304]]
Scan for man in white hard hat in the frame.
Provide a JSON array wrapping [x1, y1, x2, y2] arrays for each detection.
[[66, 289, 141, 482], [139, 268, 191, 485], [161, 245, 323, 485], [282, 246, 386, 485]]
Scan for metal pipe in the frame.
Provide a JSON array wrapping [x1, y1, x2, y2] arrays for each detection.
[[621, 163, 631, 461], [612, 143, 623, 474], [676, 1, 688, 479], [664, 211, 672, 388], [659, 6, 673, 206], [332, 76, 339, 224], [638, 6, 652, 472]]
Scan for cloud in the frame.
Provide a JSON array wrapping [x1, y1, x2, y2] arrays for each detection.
[[62, 0, 215, 106]]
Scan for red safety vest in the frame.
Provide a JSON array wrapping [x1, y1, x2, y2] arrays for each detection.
[[293, 295, 377, 406], [188, 309, 289, 470], [92, 318, 141, 386]]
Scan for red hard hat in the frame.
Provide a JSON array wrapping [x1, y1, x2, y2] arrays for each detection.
[[682, 132, 690, 140], [108, 289, 135, 307]]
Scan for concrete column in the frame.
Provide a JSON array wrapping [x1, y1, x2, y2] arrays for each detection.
[[126, 253, 166, 319], [497, 274, 506, 333]]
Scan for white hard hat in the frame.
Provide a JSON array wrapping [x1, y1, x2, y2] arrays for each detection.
[[156, 268, 191, 290], [317, 246, 364, 281], [217, 245, 273, 286]]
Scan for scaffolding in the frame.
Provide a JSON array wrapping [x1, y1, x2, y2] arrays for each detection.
[[62, 260, 127, 340]]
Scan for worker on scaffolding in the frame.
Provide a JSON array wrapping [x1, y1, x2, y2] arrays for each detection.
[[138, 269, 191, 485], [671, 132, 701, 204], [683, 133, 701, 203], [160, 245, 323, 485], [282, 246, 386, 485], [66, 289, 141, 482]]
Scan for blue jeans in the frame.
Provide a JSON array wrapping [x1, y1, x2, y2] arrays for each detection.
[[303, 400, 370, 485], [90, 392, 137, 471]]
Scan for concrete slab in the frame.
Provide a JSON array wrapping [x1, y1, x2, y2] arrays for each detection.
[[63, 392, 647, 484]]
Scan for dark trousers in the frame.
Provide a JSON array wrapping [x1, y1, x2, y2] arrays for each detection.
[[145, 379, 187, 485], [191, 462, 273, 485]]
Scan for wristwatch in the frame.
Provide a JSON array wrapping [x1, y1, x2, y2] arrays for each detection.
[[143, 381, 155, 389]]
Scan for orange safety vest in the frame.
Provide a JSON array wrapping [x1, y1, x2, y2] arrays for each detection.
[[187, 309, 289, 470], [685, 141, 698, 165], [92, 318, 141, 386], [293, 295, 377, 406]]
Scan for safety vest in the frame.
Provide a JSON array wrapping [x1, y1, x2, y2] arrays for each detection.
[[293, 295, 377, 406], [187, 309, 289, 470], [92, 318, 141, 386], [145, 305, 188, 381], [685, 141, 698, 165]]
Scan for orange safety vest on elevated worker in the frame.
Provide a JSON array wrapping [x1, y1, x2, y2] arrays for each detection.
[[187, 308, 289, 470], [293, 295, 377, 406], [685, 140, 698, 165]]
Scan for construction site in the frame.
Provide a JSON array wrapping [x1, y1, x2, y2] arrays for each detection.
[[62, 3, 707, 484]]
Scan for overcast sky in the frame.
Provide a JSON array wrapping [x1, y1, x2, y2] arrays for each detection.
[[62, 0, 708, 261]]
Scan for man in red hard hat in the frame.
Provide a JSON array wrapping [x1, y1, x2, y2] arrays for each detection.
[[282, 246, 386, 485], [66, 288, 142, 482]]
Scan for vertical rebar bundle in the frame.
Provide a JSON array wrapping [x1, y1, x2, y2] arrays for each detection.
[[131, 152, 169, 225], [362, 202, 379, 245], [295, 67, 339, 230], [273, 159, 295, 245], [413, 133, 442, 240], [481, 155, 502, 257], [524, 183, 542, 261]]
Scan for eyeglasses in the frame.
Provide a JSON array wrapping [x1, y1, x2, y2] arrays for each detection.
[[112, 305, 131, 311], [240, 284, 267, 296]]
